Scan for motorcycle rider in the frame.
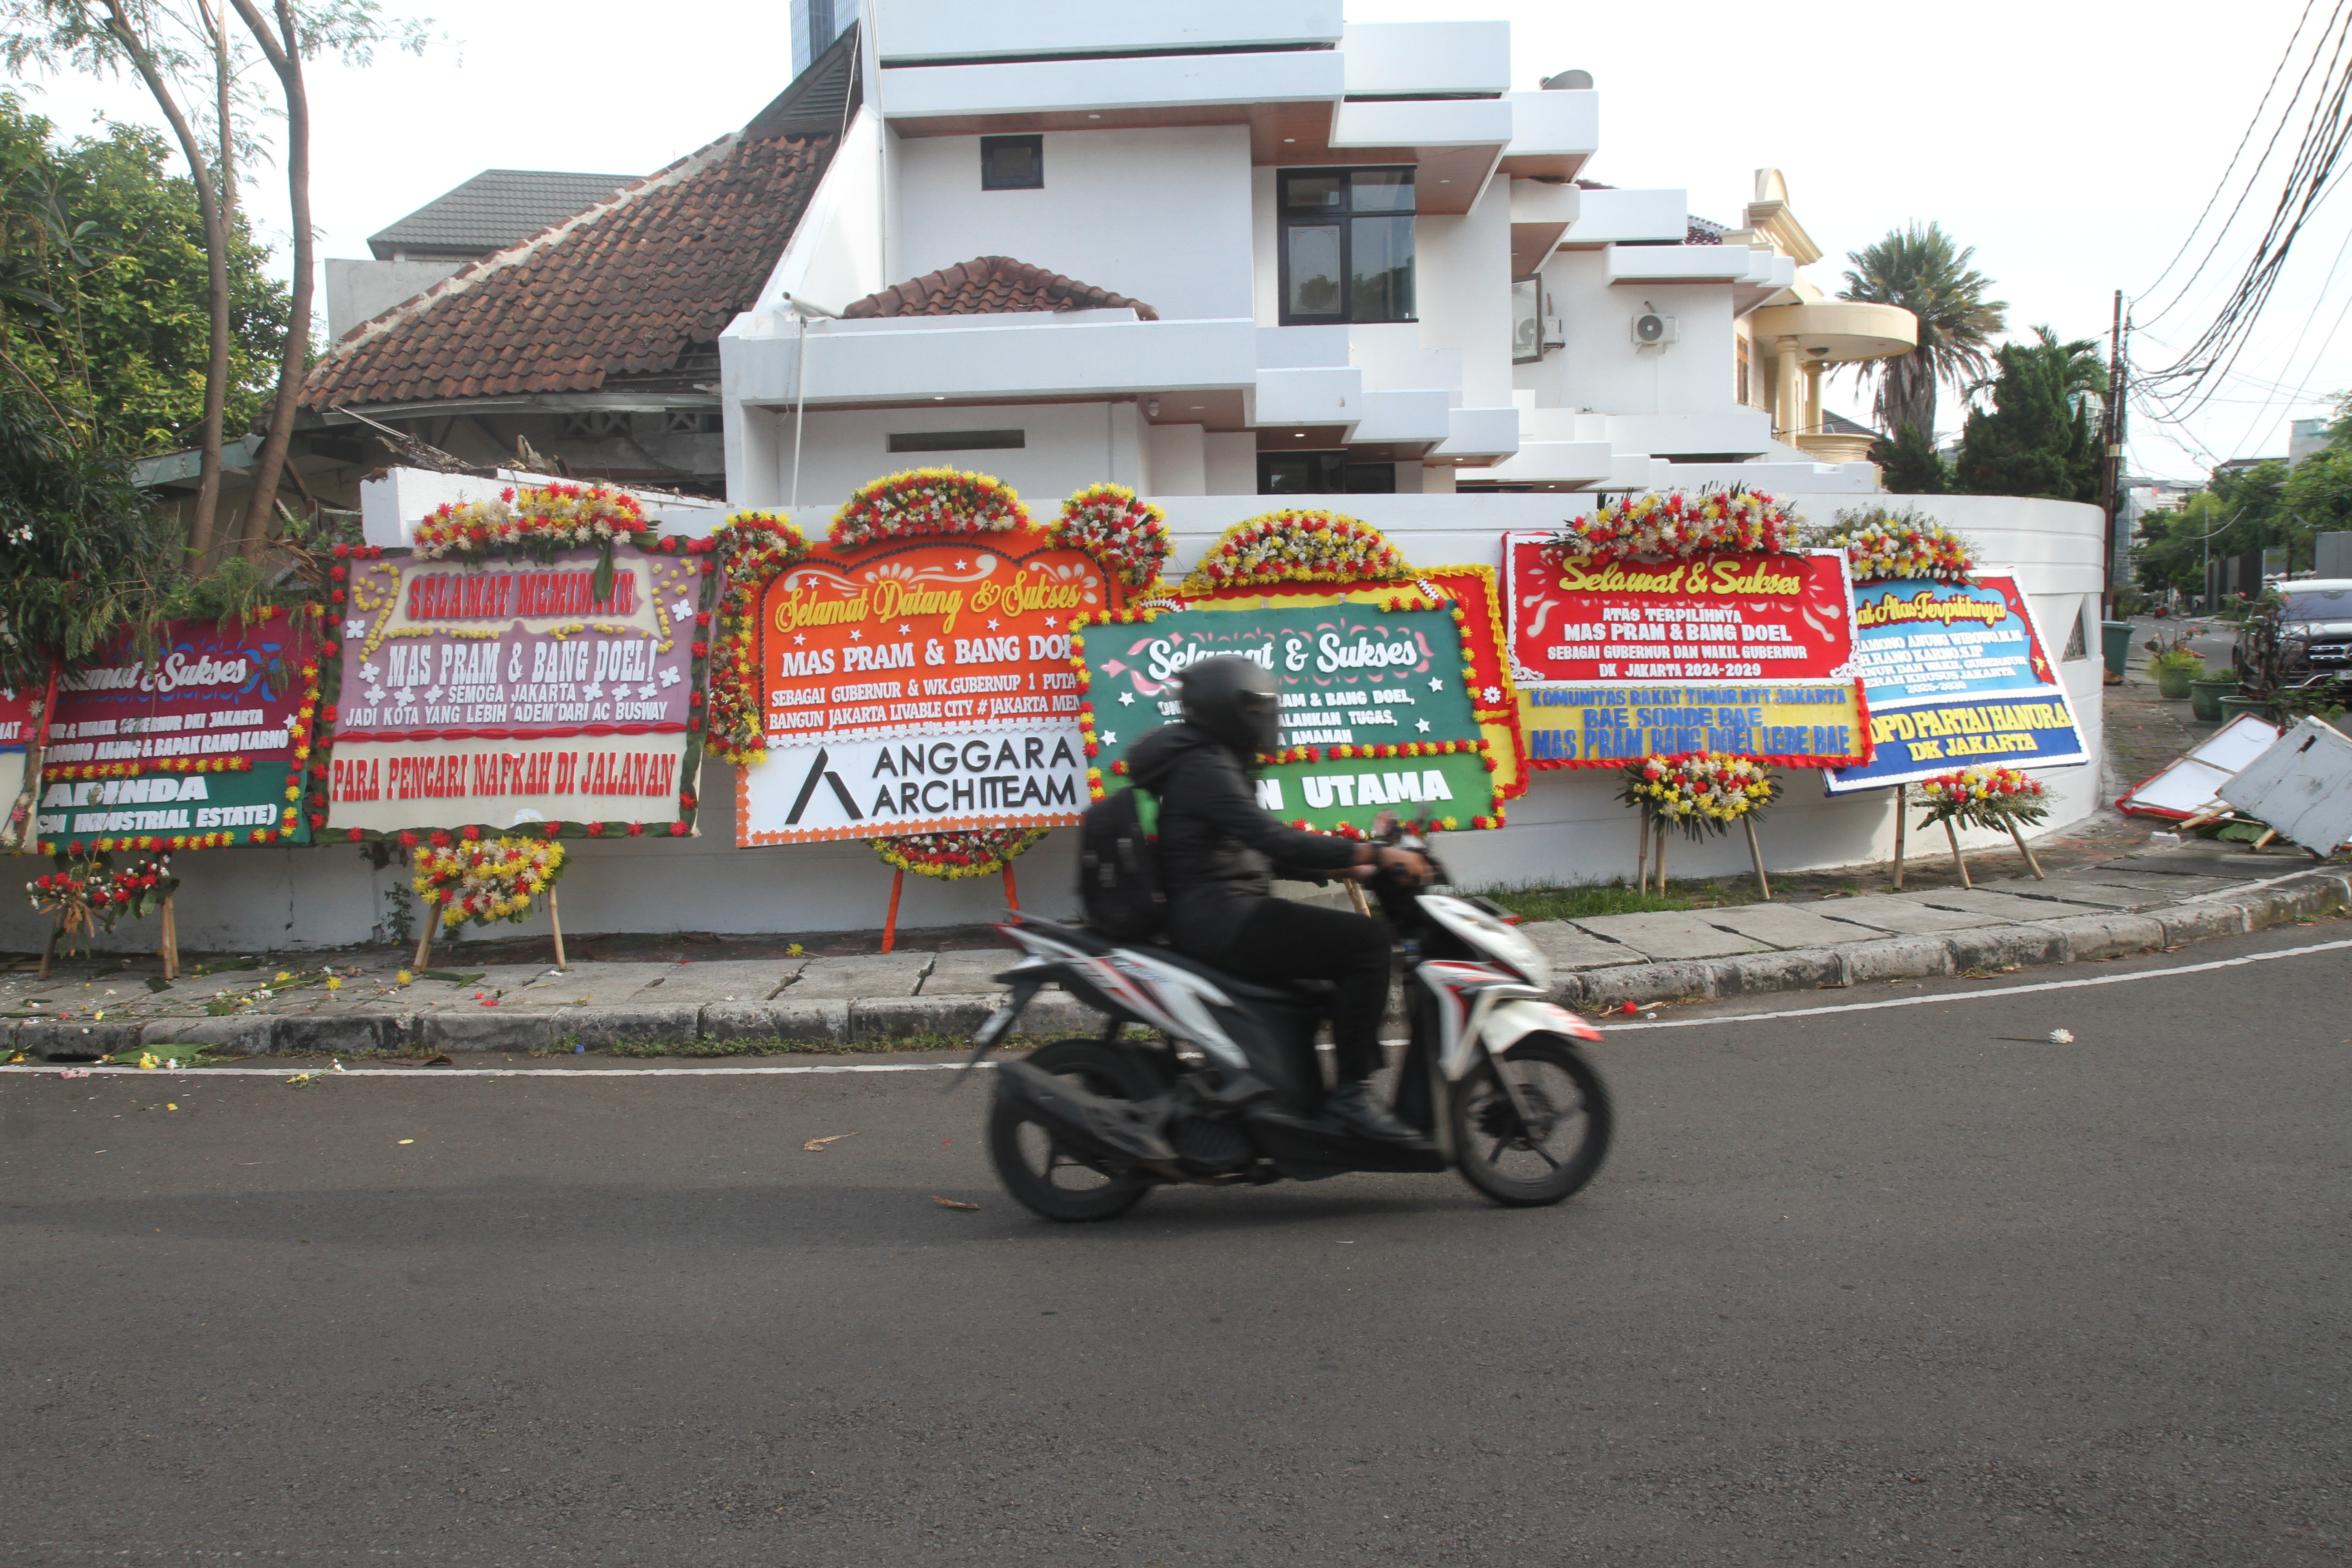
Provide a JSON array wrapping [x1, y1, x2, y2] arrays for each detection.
[[1125, 655, 1435, 1147]]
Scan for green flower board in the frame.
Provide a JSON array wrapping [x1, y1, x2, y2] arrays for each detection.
[[1078, 599, 1503, 833]]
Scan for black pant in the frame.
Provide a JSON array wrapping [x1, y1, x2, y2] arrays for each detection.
[[1215, 900, 1392, 1083]]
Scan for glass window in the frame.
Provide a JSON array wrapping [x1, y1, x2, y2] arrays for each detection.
[[980, 135, 1043, 191], [1257, 451, 1392, 495], [1279, 172, 1344, 212], [1286, 225, 1343, 317], [1349, 215, 1414, 322], [1348, 169, 1415, 212], [1276, 167, 1415, 325]]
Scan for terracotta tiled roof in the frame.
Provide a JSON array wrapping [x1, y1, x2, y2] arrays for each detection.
[[303, 131, 835, 409], [841, 257, 1159, 321]]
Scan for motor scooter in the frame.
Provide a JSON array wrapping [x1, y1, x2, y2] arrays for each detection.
[[956, 827, 1612, 1221]]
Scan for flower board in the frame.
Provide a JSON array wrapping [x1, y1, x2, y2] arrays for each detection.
[[1504, 534, 1860, 686], [1823, 568, 2087, 794], [33, 612, 326, 853], [735, 521, 1124, 847], [1073, 597, 1507, 835], [322, 536, 718, 839]]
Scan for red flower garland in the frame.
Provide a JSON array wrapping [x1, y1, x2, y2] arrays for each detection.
[[872, 827, 1049, 880], [1543, 489, 1798, 568], [1049, 483, 1170, 589], [706, 510, 811, 765], [830, 468, 1027, 549]]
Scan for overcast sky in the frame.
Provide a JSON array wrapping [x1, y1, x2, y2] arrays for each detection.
[[8, 0, 2337, 482]]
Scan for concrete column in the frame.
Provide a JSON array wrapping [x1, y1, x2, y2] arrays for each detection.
[[1772, 336, 1802, 440], [1802, 356, 1825, 437]]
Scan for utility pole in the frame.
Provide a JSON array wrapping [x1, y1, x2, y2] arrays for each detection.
[[2100, 289, 2126, 616]]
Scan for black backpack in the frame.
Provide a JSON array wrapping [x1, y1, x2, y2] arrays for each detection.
[[1078, 786, 1164, 940]]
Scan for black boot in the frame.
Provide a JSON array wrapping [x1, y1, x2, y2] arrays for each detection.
[[1323, 1081, 1435, 1149]]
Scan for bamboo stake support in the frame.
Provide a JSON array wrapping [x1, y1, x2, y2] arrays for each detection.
[[2251, 827, 2278, 851], [1744, 816, 1772, 901], [1345, 877, 1373, 916], [1943, 817, 1971, 888], [1653, 819, 1667, 892], [1001, 861, 1020, 913], [2008, 821, 2047, 878], [38, 924, 57, 980], [1635, 811, 1651, 893], [413, 909, 434, 971], [159, 894, 179, 982], [1891, 784, 1908, 891], [879, 867, 905, 954], [548, 887, 568, 970]]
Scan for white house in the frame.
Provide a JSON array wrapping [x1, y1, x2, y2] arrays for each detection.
[[722, 2, 1908, 506], [27, 0, 2104, 953]]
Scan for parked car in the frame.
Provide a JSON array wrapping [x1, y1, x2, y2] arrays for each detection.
[[2233, 578, 2352, 683]]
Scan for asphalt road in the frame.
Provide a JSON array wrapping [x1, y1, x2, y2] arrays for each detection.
[[6, 920, 2350, 1566]]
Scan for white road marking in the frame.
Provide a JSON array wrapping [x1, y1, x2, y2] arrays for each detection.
[[1602, 933, 2352, 1032]]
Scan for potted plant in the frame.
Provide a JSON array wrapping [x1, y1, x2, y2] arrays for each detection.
[[2147, 647, 2205, 698], [2189, 676, 2237, 722]]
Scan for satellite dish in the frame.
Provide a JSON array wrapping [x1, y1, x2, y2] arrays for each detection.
[[1542, 69, 1593, 90]]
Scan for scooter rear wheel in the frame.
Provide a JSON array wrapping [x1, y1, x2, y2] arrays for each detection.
[[988, 1039, 1160, 1222], [1449, 1034, 1612, 1207]]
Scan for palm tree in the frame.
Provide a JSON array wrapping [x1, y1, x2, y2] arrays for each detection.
[[1838, 222, 2008, 449]]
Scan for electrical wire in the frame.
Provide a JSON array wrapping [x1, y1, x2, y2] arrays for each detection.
[[2140, 0, 2329, 325], [2136, 1, 2352, 422]]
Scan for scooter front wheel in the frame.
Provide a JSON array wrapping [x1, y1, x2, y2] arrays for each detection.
[[1449, 1034, 1612, 1207], [987, 1039, 1158, 1223]]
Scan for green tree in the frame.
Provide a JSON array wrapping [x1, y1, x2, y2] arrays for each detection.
[[1838, 221, 2008, 454], [0, 93, 286, 453], [1870, 420, 1949, 494], [0, 374, 177, 688], [1952, 327, 2108, 502]]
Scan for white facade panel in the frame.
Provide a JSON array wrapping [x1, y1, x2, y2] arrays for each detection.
[[1328, 96, 1514, 152], [1606, 244, 1764, 284], [1558, 186, 1687, 246], [878, 49, 1343, 120], [1502, 90, 1599, 162], [724, 316, 1256, 410], [875, 0, 1343, 63], [1338, 21, 1510, 97], [1412, 176, 1515, 409], [1251, 365, 1362, 426], [892, 127, 1256, 323]]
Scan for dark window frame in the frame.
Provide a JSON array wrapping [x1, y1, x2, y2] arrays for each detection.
[[887, 429, 1026, 454], [1256, 449, 1397, 496], [980, 134, 1044, 191], [1275, 166, 1417, 326]]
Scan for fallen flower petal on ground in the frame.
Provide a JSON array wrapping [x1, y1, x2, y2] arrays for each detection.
[[804, 1133, 857, 1151], [931, 1196, 980, 1211]]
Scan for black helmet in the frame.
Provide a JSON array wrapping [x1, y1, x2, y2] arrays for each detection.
[[1178, 655, 1280, 760]]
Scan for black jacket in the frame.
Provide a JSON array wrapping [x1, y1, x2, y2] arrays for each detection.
[[1126, 723, 1361, 961]]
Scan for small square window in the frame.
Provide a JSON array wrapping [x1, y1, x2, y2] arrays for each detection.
[[981, 135, 1043, 191]]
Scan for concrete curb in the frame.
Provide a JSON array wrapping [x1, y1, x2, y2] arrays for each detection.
[[14, 869, 2350, 1059]]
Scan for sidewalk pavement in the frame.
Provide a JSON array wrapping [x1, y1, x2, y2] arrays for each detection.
[[7, 838, 2345, 1060]]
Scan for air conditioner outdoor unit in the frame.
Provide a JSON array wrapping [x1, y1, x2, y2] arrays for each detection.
[[1632, 312, 1677, 347], [1542, 316, 1565, 349]]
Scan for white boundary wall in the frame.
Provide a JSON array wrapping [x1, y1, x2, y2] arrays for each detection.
[[1, 494, 2107, 952]]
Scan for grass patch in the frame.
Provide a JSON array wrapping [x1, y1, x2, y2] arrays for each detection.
[[1481, 881, 1696, 921]]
